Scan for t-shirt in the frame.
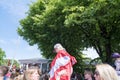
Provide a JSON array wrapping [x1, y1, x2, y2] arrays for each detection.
[[3, 76, 9, 80]]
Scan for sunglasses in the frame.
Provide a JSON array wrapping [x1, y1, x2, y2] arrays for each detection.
[[94, 71, 99, 76]]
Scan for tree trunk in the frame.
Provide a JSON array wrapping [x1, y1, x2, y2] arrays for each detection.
[[105, 37, 112, 63]]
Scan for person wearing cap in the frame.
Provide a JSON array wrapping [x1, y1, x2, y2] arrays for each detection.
[[112, 52, 120, 78], [49, 43, 77, 80]]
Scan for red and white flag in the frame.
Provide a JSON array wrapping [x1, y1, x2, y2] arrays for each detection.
[[49, 50, 77, 80]]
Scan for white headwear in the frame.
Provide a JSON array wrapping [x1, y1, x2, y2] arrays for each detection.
[[54, 43, 64, 50]]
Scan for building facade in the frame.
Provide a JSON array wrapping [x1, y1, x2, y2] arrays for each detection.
[[18, 58, 51, 74]]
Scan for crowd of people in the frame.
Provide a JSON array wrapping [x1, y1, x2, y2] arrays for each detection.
[[0, 65, 40, 80], [0, 43, 120, 80]]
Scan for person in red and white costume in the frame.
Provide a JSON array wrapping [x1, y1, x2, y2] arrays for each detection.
[[49, 43, 77, 80]]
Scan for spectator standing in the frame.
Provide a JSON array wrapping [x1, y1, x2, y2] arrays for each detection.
[[23, 67, 40, 80], [94, 63, 119, 80], [84, 68, 94, 80], [112, 52, 120, 78], [0, 66, 10, 80]]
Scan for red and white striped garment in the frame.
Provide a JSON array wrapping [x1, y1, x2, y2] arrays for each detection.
[[49, 50, 77, 80]]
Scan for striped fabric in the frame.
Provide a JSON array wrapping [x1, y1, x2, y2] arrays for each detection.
[[49, 50, 77, 80]]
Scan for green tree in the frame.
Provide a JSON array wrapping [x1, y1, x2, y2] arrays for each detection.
[[18, 0, 120, 65], [65, 0, 120, 63], [3, 59, 20, 68], [0, 48, 6, 65], [18, 0, 86, 58], [18, 0, 91, 72], [11, 59, 20, 68]]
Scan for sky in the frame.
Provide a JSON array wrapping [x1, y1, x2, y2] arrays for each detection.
[[0, 0, 43, 60], [0, 0, 99, 60]]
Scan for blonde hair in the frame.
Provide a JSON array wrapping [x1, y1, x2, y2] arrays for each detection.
[[96, 64, 119, 80], [23, 68, 40, 80]]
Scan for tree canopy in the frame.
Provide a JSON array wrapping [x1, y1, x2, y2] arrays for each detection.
[[18, 0, 120, 65], [0, 48, 6, 65]]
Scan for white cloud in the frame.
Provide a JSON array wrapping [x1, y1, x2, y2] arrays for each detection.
[[0, 39, 7, 44], [0, 0, 33, 18], [26, 45, 38, 51], [11, 37, 21, 45]]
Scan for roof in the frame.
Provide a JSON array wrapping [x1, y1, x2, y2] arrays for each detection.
[[18, 58, 51, 64]]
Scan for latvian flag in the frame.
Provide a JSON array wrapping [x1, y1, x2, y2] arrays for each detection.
[[49, 50, 77, 80]]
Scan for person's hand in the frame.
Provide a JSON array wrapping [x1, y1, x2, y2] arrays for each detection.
[[58, 70, 67, 76]]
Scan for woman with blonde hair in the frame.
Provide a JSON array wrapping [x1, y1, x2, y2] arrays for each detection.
[[94, 63, 119, 80], [23, 68, 40, 80]]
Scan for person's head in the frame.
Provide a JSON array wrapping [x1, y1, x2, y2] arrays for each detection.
[[114, 57, 120, 71], [23, 68, 40, 80], [0, 66, 9, 76], [10, 72, 17, 79], [112, 52, 120, 59], [94, 63, 119, 80], [16, 67, 20, 73], [54, 43, 65, 53], [84, 68, 93, 80], [13, 74, 23, 80]]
